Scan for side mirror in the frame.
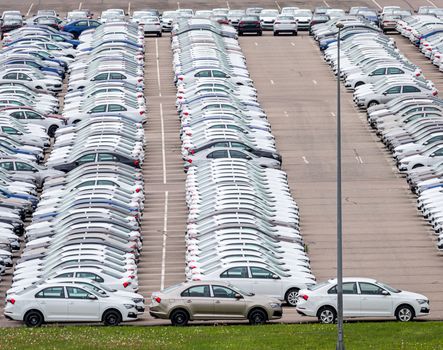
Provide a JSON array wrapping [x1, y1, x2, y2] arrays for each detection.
[[245, 155, 253, 160], [382, 92, 387, 95], [87, 294, 97, 300], [272, 274, 280, 280], [381, 290, 390, 296], [234, 293, 243, 299], [430, 153, 435, 157]]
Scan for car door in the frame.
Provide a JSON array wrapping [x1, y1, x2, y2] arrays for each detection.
[[358, 282, 393, 316], [179, 285, 214, 319], [34, 286, 68, 321], [66, 286, 101, 321], [211, 284, 247, 318], [249, 266, 283, 299], [327, 282, 361, 316]]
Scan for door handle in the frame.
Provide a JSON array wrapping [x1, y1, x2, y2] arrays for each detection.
[[186, 300, 192, 303]]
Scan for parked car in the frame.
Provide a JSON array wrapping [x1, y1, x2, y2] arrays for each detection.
[[149, 281, 283, 325], [296, 278, 430, 323], [5, 282, 139, 326]]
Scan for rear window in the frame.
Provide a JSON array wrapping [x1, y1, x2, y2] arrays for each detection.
[[241, 16, 259, 21]]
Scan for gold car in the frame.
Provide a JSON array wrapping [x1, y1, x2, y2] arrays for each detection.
[[149, 280, 283, 326]]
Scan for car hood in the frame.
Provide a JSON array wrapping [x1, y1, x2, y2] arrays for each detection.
[[397, 290, 428, 300]]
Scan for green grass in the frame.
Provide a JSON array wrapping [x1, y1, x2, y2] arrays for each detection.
[[0, 322, 442, 350]]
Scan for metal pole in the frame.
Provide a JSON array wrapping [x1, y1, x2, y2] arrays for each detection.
[[336, 23, 345, 350]]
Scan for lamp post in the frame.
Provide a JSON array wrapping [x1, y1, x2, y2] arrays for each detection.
[[335, 21, 345, 350]]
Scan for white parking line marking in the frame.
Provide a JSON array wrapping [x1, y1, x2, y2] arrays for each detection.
[[302, 156, 310, 164], [26, 3, 34, 17], [371, 0, 383, 10], [313, 79, 318, 85], [160, 103, 167, 184], [226, 1, 230, 10], [331, 112, 336, 117], [284, 111, 289, 117], [323, 0, 331, 8], [78, 2, 82, 10], [155, 38, 162, 96], [254, 42, 258, 46], [291, 42, 295, 46], [355, 156, 364, 164], [275, 1, 281, 11], [177, 2, 180, 9], [427, 0, 438, 8], [127, 2, 131, 16], [270, 79, 275, 85], [160, 190, 169, 290]]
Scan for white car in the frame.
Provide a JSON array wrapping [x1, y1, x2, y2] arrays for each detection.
[[191, 263, 315, 306], [4, 282, 139, 326], [273, 15, 297, 36], [296, 278, 430, 323]]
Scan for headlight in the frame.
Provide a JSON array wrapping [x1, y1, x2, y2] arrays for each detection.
[[124, 304, 135, 309], [417, 299, 428, 305], [270, 303, 280, 309], [132, 298, 144, 304]]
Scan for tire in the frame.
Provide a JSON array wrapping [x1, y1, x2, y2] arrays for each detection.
[[170, 309, 189, 326], [368, 101, 379, 108], [248, 308, 267, 325], [285, 288, 300, 306], [258, 31, 262, 36], [317, 306, 337, 324], [238, 32, 243, 36], [102, 309, 122, 326], [273, 31, 278, 36], [157, 32, 162, 37], [48, 125, 58, 137], [395, 305, 415, 322], [294, 31, 298, 36], [24, 310, 44, 327], [355, 81, 365, 88]]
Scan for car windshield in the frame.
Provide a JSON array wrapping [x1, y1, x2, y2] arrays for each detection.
[[228, 283, 254, 296], [294, 10, 312, 16], [377, 281, 401, 293], [308, 281, 328, 291], [161, 283, 183, 293], [242, 16, 259, 21], [261, 10, 279, 16]]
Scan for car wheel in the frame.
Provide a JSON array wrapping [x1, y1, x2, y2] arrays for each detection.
[[248, 308, 267, 325], [103, 309, 122, 326], [48, 125, 59, 137], [294, 31, 298, 36], [258, 31, 262, 36], [238, 32, 243, 36], [157, 32, 162, 37], [355, 82, 365, 88], [24, 310, 44, 327], [317, 306, 337, 324], [396, 305, 415, 322], [368, 101, 379, 108], [170, 309, 189, 326], [273, 31, 278, 36], [285, 288, 300, 306]]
